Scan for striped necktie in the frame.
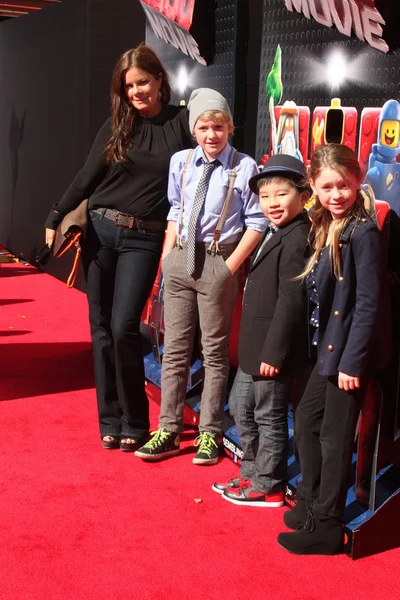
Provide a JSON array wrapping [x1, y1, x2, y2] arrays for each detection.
[[186, 159, 218, 276], [254, 223, 277, 262]]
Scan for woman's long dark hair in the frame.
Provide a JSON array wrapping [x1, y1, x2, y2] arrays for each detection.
[[104, 43, 171, 164]]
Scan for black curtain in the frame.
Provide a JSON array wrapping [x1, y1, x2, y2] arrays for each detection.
[[0, 0, 145, 285]]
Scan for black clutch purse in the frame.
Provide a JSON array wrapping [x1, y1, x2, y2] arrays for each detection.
[[53, 199, 88, 287]]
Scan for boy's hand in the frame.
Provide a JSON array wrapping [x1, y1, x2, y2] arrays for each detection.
[[161, 249, 172, 262], [224, 229, 264, 276], [338, 372, 360, 391], [224, 257, 237, 275], [260, 362, 280, 377]]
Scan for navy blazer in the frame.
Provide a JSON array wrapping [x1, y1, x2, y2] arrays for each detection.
[[312, 216, 389, 378], [238, 211, 310, 375]]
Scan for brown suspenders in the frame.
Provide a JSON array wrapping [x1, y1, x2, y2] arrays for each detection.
[[176, 149, 240, 254]]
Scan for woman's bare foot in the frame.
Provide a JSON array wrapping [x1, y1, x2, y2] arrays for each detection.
[[120, 437, 141, 452], [102, 435, 120, 450]]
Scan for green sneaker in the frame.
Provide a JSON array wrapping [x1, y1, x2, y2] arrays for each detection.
[[134, 429, 180, 461], [193, 432, 219, 465]]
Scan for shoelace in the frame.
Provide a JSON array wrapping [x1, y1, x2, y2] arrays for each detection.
[[239, 478, 251, 491], [142, 429, 170, 450], [193, 433, 218, 457]]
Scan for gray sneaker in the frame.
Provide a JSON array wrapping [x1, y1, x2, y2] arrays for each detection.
[[212, 476, 242, 494], [193, 432, 219, 465], [134, 429, 180, 460]]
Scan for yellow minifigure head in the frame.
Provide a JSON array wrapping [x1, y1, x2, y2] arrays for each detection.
[[380, 120, 400, 148]]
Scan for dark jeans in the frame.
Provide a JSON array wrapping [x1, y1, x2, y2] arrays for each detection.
[[295, 363, 364, 519], [229, 367, 293, 494], [82, 209, 164, 438]]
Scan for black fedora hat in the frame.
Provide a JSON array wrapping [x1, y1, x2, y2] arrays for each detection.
[[249, 154, 308, 195]]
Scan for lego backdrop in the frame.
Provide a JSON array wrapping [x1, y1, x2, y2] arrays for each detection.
[[143, 0, 264, 155], [144, 0, 238, 109], [255, 0, 400, 172], [250, 1, 400, 559]]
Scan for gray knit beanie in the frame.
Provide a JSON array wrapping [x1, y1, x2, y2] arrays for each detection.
[[188, 88, 233, 133]]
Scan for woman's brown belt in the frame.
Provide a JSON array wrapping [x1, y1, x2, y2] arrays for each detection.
[[93, 208, 166, 231]]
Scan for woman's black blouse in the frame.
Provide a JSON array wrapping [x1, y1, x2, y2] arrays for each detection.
[[45, 105, 192, 229]]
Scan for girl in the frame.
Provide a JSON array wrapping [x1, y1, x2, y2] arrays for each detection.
[[277, 143, 390, 555]]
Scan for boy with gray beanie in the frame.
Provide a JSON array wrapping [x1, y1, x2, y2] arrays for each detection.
[[136, 88, 266, 464]]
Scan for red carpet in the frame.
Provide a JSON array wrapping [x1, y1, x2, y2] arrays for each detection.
[[0, 262, 399, 599]]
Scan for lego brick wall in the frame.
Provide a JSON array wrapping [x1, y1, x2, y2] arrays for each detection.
[[255, 0, 400, 161], [145, 0, 264, 153], [145, 0, 238, 108]]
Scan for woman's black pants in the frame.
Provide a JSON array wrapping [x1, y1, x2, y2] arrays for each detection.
[[82, 210, 164, 439], [295, 363, 365, 519]]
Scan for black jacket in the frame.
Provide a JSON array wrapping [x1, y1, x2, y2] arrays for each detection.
[[311, 216, 391, 378], [238, 211, 310, 376]]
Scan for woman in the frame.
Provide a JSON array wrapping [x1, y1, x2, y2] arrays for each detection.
[[45, 44, 192, 451]]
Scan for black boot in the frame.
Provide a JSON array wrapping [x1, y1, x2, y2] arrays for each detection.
[[283, 497, 308, 530], [278, 510, 345, 555]]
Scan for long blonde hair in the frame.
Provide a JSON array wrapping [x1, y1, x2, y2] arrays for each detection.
[[302, 144, 374, 280]]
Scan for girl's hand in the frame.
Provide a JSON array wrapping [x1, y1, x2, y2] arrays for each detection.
[[338, 372, 360, 391], [45, 228, 56, 248], [260, 362, 280, 377]]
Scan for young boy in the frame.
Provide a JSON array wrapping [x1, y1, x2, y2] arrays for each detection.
[[213, 154, 311, 505], [135, 89, 266, 464]]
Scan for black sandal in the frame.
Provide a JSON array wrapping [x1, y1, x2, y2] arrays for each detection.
[[102, 436, 120, 450], [120, 437, 146, 452]]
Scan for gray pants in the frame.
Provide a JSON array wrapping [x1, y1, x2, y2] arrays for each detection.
[[229, 366, 293, 494], [159, 243, 239, 434]]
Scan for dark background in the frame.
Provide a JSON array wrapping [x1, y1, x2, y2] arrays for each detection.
[[0, 0, 147, 284]]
